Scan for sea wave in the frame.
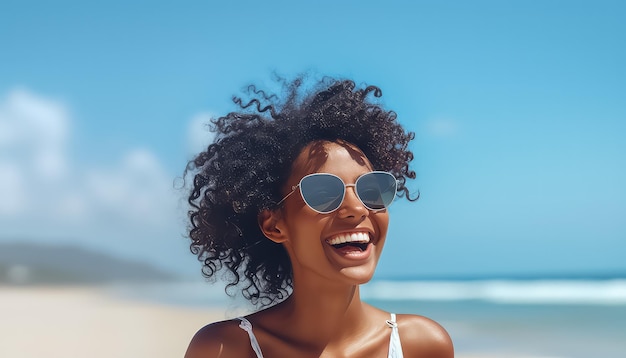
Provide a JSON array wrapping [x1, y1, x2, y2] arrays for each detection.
[[361, 279, 626, 305]]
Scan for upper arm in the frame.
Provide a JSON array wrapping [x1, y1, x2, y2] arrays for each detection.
[[397, 314, 454, 358], [184, 321, 249, 358]]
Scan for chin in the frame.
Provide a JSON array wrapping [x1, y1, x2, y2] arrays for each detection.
[[340, 266, 377, 285]]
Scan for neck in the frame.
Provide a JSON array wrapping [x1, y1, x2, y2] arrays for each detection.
[[273, 275, 371, 346], [288, 280, 362, 316]]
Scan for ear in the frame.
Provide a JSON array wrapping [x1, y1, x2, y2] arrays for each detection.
[[258, 209, 288, 243]]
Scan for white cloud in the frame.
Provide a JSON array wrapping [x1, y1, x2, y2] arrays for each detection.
[[187, 112, 215, 155], [0, 162, 25, 216], [0, 88, 69, 179], [85, 148, 177, 226], [0, 88, 183, 256]]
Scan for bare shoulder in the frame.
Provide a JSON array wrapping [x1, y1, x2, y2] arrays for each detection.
[[184, 319, 251, 358], [396, 314, 454, 358]]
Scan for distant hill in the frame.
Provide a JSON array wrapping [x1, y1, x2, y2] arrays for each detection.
[[0, 242, 179, 285]]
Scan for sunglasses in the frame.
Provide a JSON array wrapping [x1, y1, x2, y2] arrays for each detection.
[[277, 171, 398, 214]]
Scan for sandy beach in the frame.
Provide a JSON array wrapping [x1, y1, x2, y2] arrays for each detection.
[[0, 285, 567, 358], [0, 286, 223, 358]]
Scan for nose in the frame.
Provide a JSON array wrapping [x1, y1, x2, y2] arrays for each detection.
[[337, 185, 369, 220]]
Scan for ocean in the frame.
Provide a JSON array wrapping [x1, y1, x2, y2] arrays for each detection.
[[108, 279, 626, 357]]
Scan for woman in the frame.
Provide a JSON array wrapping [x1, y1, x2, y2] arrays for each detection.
[[184, 77, 453, 357]]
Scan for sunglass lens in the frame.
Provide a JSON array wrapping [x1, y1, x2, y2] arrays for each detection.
[[300, 174, 345, 213], [357, 172, 397, 210]]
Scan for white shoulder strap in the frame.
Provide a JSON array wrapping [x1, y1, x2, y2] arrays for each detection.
[[237, 317, 264, 358], [386, 313, 404, 358]]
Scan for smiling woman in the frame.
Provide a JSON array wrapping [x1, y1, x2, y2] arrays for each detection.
[[184, 77, 453, 358]]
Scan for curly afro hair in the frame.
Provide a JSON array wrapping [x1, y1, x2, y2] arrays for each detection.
[[186, 77, 417, 306]]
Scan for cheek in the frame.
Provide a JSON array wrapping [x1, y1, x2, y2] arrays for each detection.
[[282, 207, 328, 242], [374, 212, 390, 237], [283, 204, 320, 228]]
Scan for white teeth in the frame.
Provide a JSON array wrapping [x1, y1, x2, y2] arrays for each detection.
[[327, 232, 370, 245]]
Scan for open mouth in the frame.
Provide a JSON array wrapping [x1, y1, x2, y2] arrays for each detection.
[[330, 242, 369, 251], [327, 232, 371, 252]]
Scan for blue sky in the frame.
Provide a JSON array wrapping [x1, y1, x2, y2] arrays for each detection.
[[1, 0, 624, 278]]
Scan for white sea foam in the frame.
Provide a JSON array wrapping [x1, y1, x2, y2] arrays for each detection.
[[361, 279, 626, 305]]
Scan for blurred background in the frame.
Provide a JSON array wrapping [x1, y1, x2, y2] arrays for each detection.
[[1, 1, 625, 357]]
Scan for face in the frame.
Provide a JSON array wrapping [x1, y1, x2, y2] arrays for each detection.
[[267, 140, 390, 287]]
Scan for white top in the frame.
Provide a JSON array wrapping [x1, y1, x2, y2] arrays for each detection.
[[237, 313, 404, 358]]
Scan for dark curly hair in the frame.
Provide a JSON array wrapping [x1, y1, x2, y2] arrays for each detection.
[[186, 77, 417, 306]]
